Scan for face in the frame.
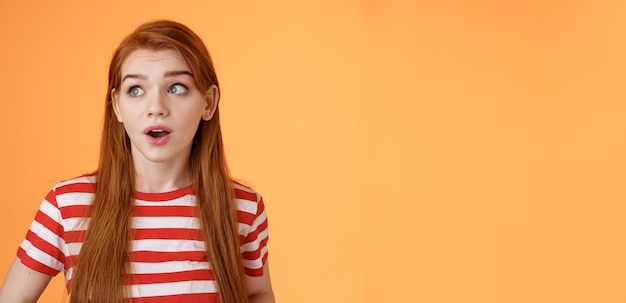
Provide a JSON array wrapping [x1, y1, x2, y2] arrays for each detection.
[[112, 49, 219, 166]]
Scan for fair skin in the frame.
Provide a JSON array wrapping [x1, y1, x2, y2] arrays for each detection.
[[112, 49, 215, 193], [0, 49, 274, 303], [0, 259, 51, 303]]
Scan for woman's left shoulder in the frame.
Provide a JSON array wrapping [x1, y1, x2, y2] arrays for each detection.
[[232, 180, 266, 219], [232, 180, 262, 203]]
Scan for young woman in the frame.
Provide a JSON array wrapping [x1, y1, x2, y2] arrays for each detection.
[[0, 20, 274, 303]]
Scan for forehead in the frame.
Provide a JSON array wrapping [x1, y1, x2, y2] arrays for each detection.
[[121, 49, 190, 74]]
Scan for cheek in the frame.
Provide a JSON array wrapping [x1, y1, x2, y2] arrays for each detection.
[[184, 104, 207, 121], [117, 103, 142, 121], [120, 122, 136, 136], [117, 110, 140, 134]]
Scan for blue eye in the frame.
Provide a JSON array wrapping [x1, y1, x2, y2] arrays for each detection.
[[128, 86, 144, 97], [169, 84, 188, 95]]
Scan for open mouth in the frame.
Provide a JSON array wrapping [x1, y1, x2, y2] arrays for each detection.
[[147, 129, 170, 138]]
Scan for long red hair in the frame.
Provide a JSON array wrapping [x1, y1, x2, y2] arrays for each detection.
[[69, 20, 248, 303]]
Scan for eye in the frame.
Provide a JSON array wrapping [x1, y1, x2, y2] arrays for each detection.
[[127, 86, 145, 97], [168, 84, 189, 95]]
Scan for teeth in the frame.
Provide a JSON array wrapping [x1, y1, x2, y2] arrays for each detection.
[[147, 129, 169, 138]]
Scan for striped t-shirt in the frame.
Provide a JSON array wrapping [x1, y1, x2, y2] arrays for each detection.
[[17, 175, 269, 302]]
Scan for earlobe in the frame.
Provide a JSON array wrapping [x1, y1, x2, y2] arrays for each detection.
[[111, 88, 123, 123], [202, 85, 220, 121]]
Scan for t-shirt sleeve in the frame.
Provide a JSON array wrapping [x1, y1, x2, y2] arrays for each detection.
[[240, 195, 269, 277], [16, 188, 66, 276]]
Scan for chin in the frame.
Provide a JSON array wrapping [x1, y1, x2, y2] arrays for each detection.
[[131, 143, 191, 165], [145, 154, 181, 163], [134, 149, 180, 164]]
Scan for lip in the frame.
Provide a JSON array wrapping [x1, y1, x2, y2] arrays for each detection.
[[144, 125, 172, 146], [144, 125, 172, 134]]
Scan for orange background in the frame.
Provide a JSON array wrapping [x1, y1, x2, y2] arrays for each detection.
[[1, 1, 625, 302]]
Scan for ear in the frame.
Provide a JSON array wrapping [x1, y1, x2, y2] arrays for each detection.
[[202, 84, 220, 121], [111, 88, 123, 123]]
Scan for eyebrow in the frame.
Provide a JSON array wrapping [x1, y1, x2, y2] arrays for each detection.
[[121, 70, 194, 82]]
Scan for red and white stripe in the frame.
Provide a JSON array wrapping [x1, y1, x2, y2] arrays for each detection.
[[17, 175, 269, 302]]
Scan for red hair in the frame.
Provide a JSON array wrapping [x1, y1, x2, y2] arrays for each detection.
[[69, 20, 248, 303]]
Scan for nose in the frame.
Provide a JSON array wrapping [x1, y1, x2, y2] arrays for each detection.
[[147, 91, 169, 117]]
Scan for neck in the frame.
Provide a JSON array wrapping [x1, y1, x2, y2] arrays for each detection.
[[132, 154, 192, 193]]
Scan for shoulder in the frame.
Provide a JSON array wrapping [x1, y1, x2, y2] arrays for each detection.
[[48, 174, 96, 204], [232, 181, 265, 218], [233, 181, 261, 202]]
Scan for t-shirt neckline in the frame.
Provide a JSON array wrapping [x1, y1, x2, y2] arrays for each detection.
[[134, 184, 194, 202]]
